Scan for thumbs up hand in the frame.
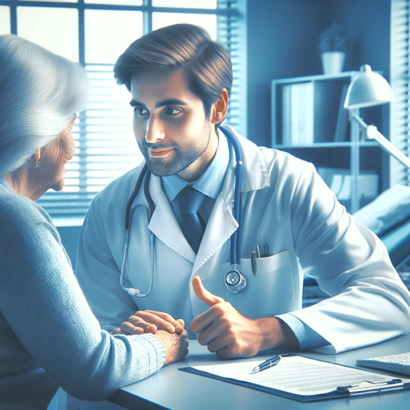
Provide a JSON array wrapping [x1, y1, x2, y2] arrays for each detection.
[[191, 275, 225, 307], [190, 276, 263, 359], [190, 276, 299, 358]]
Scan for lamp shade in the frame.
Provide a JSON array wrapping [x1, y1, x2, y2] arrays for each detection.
[[344, 64, 394, 109]]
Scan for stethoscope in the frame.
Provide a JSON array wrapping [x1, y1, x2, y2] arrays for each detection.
[[120, 126, 248, 298]]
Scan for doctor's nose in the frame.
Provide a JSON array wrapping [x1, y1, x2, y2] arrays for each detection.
[[145, 118, 165, 144]]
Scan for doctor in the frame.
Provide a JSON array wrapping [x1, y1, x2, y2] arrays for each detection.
[[76, 24, 410, 359]]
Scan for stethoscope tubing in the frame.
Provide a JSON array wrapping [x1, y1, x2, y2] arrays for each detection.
[[120, 205, 155, 297], [222, 127, 243, 267], [125, 163, 154, 231]]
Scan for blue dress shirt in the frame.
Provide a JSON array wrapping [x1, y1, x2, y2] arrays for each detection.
[[161, 130, 329, 350]]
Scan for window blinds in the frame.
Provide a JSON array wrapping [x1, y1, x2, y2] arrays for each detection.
[[390, 0, 410, 187]]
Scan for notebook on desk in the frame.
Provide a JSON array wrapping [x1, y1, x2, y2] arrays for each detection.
[[357, 352, 410, 376], [180, 354, 410, 402]]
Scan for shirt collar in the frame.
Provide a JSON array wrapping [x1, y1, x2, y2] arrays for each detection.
[[161, 129, 230, 202]]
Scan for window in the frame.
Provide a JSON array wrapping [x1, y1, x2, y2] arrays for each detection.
[[390, 0, 410, 186], [1, 0, 245, 218]]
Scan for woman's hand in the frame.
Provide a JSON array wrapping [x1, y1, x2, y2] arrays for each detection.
[[154, 329, 189, 365]]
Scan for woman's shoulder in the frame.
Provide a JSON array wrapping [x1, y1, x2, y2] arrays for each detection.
[[0, 186, 55, 243]]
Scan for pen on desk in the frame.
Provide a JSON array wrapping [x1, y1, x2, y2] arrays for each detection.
[[250, 355, 281, 374], [251, 251, 257, 275]]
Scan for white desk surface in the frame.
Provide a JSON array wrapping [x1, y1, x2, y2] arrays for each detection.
[[108, 333, 410, 410]]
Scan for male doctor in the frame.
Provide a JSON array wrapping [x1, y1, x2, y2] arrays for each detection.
[[76, 23, 410, 359]]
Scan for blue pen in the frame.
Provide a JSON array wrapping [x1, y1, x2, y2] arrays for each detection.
[[250, 355, 281, 374]]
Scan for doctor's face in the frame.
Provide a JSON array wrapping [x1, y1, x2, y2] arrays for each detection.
[[130, 69, 216, 181]]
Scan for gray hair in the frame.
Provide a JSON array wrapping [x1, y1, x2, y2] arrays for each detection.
[[0, 35, 90, 176]]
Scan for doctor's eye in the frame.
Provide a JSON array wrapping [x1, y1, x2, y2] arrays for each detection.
[[163, 107, 181, 116], [133, 107, 149, 116]]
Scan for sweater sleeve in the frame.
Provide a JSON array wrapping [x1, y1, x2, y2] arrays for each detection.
[[0, 210, 165, 401]]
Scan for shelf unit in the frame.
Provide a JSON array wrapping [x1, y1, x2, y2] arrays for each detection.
[[271, 72, 384, 213]]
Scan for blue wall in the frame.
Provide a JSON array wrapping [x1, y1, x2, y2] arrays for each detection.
[[329, 0, 392, 190], [330, 0, 391, 78], [246, 0, 328, 146], [246, 0, 391, 149]]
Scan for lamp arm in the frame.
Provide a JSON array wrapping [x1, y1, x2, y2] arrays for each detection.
[[349, 111, 410, 169], [367, 125, 410, 168], [349, 111, 368, 129]]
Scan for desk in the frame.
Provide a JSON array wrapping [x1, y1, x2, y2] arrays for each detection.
[[108, 334, 410, 410]]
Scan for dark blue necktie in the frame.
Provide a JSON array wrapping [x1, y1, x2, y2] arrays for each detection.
[[177, 186, 206, 253]]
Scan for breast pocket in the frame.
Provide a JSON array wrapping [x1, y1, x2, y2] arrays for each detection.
[[221, 250, 295, 319]]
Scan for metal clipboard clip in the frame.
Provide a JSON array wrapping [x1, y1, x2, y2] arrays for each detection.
[[337, 379, 403, 396]]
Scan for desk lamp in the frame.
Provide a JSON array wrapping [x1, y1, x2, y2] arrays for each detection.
[[344, 64, 410, 168]]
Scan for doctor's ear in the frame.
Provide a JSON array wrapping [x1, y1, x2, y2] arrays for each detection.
[[210, 89, 229, 125]]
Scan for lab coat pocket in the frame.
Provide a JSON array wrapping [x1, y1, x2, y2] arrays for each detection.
[[221, 250, 295, 319]]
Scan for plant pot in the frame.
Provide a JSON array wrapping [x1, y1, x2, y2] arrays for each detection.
[[321, 51, 346, 75]]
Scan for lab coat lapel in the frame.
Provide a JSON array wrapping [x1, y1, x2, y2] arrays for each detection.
[[192, 146, 238, 274], [147, 174, 196, 263], [192, 125, 270, 275], [192, 193, 238, 274]]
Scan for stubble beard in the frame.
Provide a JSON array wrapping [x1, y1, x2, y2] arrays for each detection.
[[141, 120, 212, 177]]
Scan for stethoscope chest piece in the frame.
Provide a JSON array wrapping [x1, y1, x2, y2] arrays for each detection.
[[225, 269, 247, 294]]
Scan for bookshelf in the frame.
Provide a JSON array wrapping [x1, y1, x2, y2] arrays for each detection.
[[271, 72, 384, 214]]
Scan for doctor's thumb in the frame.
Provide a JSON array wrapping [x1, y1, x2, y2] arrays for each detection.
[[192, 276, 225, 307]]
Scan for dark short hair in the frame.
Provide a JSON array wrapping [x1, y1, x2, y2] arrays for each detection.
[[114, 24, 232, 120]]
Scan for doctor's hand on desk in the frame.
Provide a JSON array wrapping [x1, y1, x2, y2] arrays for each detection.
[[190, 276, 299, 359]]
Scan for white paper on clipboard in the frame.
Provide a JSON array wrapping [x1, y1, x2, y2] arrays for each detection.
[[190, 356, 393, 396]]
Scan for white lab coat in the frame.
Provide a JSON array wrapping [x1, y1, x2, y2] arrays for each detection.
[[76, 125, 410, 354]]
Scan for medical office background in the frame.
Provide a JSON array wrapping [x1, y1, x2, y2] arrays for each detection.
[[1, 0, 410, 408]]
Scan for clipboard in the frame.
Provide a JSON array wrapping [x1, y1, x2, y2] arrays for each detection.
[[179, 354, 410, 402]]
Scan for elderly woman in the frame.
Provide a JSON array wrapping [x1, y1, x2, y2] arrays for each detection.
[[0, 34, 189, 409]]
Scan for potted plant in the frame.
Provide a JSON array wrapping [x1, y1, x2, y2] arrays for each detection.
[[318, 20, 348, 75]]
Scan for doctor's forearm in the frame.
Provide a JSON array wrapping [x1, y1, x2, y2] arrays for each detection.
[[256, 317, 299, 351]]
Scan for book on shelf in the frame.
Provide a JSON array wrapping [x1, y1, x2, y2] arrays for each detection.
[[282, 82, 314, 145], [334, 84, 349, 142]]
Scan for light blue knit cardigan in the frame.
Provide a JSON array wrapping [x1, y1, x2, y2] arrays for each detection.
[[0, 179, 165, 409]]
